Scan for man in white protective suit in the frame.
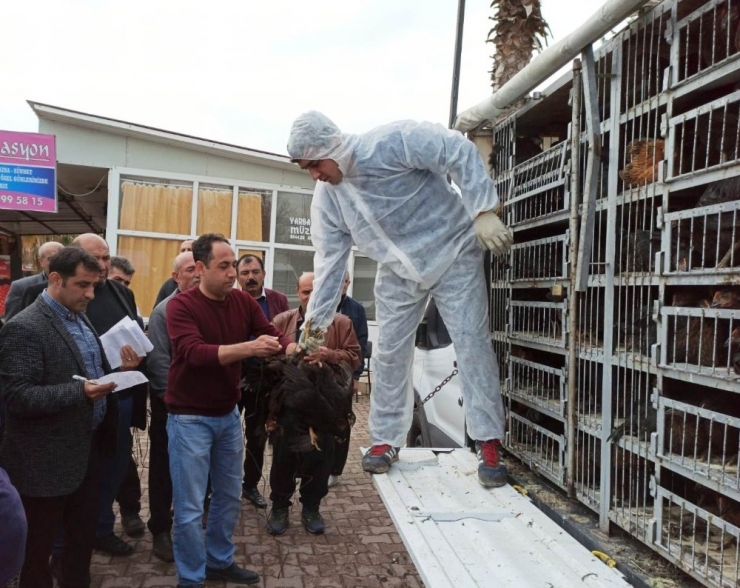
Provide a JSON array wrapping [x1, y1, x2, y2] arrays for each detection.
[[287, 111, 514, 488]]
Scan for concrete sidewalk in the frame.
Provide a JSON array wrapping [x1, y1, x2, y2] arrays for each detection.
[[89, 394, 422, 588]]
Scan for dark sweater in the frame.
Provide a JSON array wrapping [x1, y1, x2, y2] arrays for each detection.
[[165, 287, 293, 416]]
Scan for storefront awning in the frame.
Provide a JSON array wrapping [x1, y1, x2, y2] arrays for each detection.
[[0, 163, 107, 236]]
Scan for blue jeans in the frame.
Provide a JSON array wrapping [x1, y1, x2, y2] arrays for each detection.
[[167, 407, 243, 586], [96, 395, 134, 538]]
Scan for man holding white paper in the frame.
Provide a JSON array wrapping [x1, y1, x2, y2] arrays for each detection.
[[70, 234, 148, 557], [100, 317, 153, 370], [0, 247, 118, 586]]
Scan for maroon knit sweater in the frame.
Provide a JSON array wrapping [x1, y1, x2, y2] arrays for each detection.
[[165, 287, 292, 416]]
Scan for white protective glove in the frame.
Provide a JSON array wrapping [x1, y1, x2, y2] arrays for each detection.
[[474, 210, 514, 257], [298, 327, 325, 354]]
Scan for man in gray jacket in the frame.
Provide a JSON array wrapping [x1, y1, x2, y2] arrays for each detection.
[[0, 247, 117, 587], [4, 240, 63, 320], [146, 250, 199, 562]]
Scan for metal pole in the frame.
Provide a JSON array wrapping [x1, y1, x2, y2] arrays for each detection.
[[454, 0, 653, 131], [566, 59, 583, 498], [448, 0, 466, 129]]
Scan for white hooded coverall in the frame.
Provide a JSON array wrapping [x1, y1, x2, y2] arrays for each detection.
[[287, 111, 505, 447]]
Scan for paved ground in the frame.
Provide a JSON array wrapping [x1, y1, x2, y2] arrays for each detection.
[[89, 393, 423, 588]]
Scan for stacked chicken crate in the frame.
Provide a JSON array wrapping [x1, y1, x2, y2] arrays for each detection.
[[493, 0, 740, 586]]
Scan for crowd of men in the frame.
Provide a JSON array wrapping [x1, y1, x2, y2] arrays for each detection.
[[0, 110, 514, 588], [0, 233, 368, 588]]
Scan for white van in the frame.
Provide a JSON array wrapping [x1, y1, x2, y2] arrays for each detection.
[[407, 298, 467, 449]]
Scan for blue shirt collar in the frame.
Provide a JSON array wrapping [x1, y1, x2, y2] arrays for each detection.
[[41, 290, 77, 321]]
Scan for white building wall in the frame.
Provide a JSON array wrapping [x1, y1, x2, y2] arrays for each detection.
[[38, 119, 315, 190]]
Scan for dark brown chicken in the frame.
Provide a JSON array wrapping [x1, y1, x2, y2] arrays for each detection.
[[718, 496, 740, 547], [664, 408, 711, 459], [616, 229, 660, 274], [698, 394, 740, 466], [489, 136, 543, 175], [608, 403, 657, 443], [688, 178, 740, 269], [715, 2, 740, 62], [669, 178, 740, 272], [669, 299, 716, 367], [617, 303, 657, 356], [726, 326, 740, 375], [242, 354, 355, 452]]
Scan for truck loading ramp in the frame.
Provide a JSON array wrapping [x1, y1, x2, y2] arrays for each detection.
[[370, 448, 633, 587]]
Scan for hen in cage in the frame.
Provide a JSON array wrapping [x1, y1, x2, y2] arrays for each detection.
[[617, 303, 657, 356], [619, 139, 665, 188], [242, 354, 355, 452], [670, 289, 712, 308], [699, 393, 740, 466], [690, 487, 740, 548], [513, 247, 560, 280], [718, 2, 740, 54], [664, 407, 711, 459], [718, 496, 740, 547], [711, 287, 740, 309], [608, 403, 657, 444], [726, 326, 740, 374], [669, 299, 718, 367], [685, 177, 740, 269], [616, 229, 660, 274]]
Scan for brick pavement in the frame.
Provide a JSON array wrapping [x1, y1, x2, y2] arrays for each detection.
[[91, 394, 423, 588]]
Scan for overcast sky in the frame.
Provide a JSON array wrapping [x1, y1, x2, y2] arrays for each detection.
[[2, 1, 601, 155]]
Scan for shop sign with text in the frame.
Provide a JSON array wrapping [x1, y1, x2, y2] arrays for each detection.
[[0, 131, 57, 213]]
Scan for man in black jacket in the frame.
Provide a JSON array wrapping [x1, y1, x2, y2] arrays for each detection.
[[71, 234, 147, 557], [0, 247, 118, 587]]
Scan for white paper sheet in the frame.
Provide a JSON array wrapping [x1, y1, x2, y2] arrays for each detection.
[[94, 370, 149, 393], [100, 316, 153, 369]]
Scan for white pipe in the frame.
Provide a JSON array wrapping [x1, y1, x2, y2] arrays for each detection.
[[453, 0, 653, 132]]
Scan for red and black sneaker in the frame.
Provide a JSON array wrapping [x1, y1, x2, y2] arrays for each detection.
[[475, 440, 508, 488], [361, 444, 399, 474]]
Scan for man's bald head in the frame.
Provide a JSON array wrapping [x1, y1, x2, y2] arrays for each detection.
[[71, 233, 110, 285], [71, 233, 108, 250], [297, 272, 315, 312], [37, 241, 64, 273], [173, 251, 198, 292], [180, 239, 194, 253]]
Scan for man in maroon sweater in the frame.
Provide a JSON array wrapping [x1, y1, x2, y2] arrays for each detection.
[[165, 234, 296, 587]]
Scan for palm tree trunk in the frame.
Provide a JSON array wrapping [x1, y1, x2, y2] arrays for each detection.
[[488, 0, 550, 94]]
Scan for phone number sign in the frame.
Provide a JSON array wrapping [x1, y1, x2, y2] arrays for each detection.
[[0, 131, 57, 213]]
